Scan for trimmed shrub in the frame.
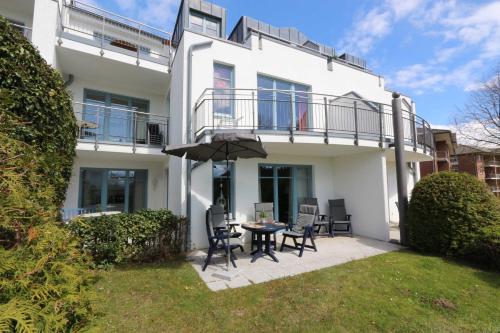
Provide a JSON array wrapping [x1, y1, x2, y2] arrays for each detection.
[[0, 224, 96, 332], [0, 16, 77, 206], [68, 209, 187, 265], [0, 19, 94, 332], [408, 172, 500, 268]]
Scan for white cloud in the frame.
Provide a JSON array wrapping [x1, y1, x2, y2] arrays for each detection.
[[338, 8, 392, 55], [386, 1, 500, 94], [112, 0, 178, 28], [338, 0, 424, 55]]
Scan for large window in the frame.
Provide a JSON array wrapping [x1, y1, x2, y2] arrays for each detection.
[[213, 63, 234, 116], [257, 75, 310, 130], [258, 164, 312, 223], [213, 162, 234, 215], [82, 89, 149, 144], [189, 10, 221, 37], [80, 168, 147, 213]]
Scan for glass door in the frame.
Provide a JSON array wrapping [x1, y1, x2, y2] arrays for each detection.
[[257, 75, 310, 131], [259, 165, 312, 224]]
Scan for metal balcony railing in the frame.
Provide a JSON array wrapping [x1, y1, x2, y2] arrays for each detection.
[[484, 159, 500, 167], [73, 102, 169, 150], [486, 173, 500, 179], [10, 23, 32, 41], [436, 150, 450, 161], [59, 0, 172, 66], [193, 88, 434, 152]]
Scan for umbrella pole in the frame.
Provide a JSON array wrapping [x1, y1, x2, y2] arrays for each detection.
[[226, 142, 230, 271]]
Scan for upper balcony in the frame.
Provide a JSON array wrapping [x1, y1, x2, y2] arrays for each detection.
[[9, 22, 32, 41], [73, 101, 169, 154], [58, 0, 172, 70], [193, 88, 434, 156], [436, 150, 450, 162], [484, 158, 500, 167]]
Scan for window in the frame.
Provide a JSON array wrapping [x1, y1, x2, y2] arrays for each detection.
[[189, 10, 221, 37], [257, 75, 310, 130], [80, 168, 147, 213], [213, 63, 234, 116], [258, 164, 312, 223], [213, 162, 234, 215], [82, 89, 150, 144]]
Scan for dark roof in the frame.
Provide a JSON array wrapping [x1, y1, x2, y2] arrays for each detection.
[[455, 144, 500, 155]]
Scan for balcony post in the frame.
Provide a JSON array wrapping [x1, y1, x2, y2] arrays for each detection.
[[422, 122, 427, 154], [132, 112, 137, 153], [289, 93, 294, 143], [212, 91, 215, 132], [323, 97, 329, 144], [100, 16, 105, 56], [94, 108, 99, 151], [251, 91, 256, 133], [136, 26, 141, 65], [392, 92, 408, 246], [378, 104, 383, 148], [411, 115, 417, 153], [354, 100, 359, 145]]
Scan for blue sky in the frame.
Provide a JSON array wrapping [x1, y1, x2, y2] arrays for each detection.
[[86, 0, 500, 127]]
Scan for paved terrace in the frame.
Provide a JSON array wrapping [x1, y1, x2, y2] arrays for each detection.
[[187, 236, 401, 291]]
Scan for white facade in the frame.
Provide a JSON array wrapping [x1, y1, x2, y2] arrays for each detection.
[[1, 0, 433, 249]]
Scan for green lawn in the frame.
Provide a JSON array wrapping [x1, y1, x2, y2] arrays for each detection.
[[87, 251, 499, 333]]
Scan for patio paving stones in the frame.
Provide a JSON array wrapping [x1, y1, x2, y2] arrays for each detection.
[[187, 235, 401, 291]]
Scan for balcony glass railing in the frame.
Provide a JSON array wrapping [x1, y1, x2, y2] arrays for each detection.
[[59, 0, 172, 66], [436, 150, 450, 160], [10, 23, 32, 41], [193, 88, 434, 152], [73, 102, 169, 148]]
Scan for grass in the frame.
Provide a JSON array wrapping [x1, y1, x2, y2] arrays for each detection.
[[87, 251, 499, 333]]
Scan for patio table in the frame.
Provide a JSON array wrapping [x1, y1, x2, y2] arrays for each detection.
[[242, 222, 286, 263]]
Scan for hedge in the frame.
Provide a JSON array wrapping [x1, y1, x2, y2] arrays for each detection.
[[68, 209, 187, 265], [0, 19, 93, 332], [408, 172, 500, 269], [0, 16, 77, 207]]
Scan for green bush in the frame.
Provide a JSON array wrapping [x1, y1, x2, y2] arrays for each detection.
[[0, 224, 96, 332], [68, 210, 187, 265], [0, 16, 77, 206], [0, 19, 94, 332], [408, 172, 500, 268]]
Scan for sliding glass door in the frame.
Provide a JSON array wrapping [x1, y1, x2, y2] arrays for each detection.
[[82, 89, 149, 144], [258, 164, 312, 223], [257, 75, 310, 130], [80, 168, 147, 213]]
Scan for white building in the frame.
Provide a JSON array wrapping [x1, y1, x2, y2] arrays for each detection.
[[1, 0, 433, 249]]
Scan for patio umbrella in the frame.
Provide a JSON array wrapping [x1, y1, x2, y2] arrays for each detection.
[[163, 133, 268, 270]]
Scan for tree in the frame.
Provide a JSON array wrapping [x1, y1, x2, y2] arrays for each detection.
[[455, 66, 500, 147]]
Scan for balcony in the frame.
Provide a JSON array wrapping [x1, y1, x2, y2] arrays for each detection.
[[73, 102, 169, 151], [10, 23, 32, 41], [193, 88, 433, 153], [435, 150, 450, 162], [58, 0, 172, 67], [484, 159, 500, 167], [485, 173, 500, 180]]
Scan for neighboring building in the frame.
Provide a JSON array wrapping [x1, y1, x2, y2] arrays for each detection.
[[455, 145, 500, 197], [419, 129, 457, 177], [1, 0, 433, 249]]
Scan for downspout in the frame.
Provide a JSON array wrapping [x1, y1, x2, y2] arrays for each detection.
[[63, 74, 74, 87], [185, 41, 213, 250]]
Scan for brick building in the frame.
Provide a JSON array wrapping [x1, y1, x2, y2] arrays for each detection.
[[455, 145, 500, 197], [419, 129, 457, 177]]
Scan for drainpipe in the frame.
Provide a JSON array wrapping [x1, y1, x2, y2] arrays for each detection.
[[63, 74, 74, 87], [185, 41, 213, 251], [392, 92, 408, 246]]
